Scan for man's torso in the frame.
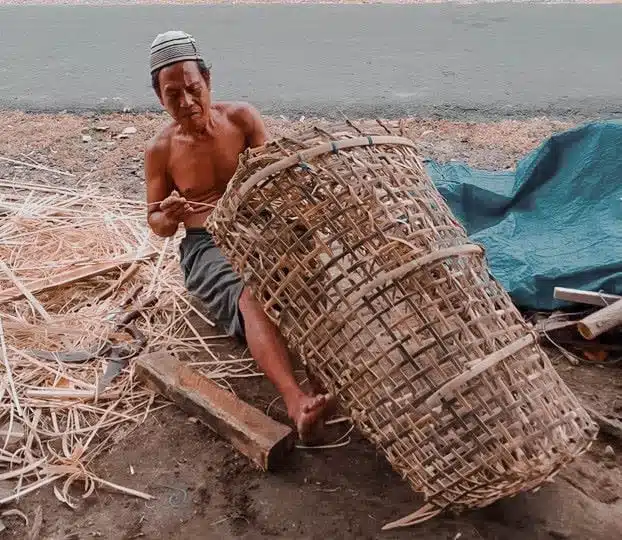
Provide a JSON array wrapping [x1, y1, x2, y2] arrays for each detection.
[[164, 103, 249, 228]]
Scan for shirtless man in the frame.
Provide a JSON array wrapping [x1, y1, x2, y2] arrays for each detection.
[[144, 30, 331, 443]]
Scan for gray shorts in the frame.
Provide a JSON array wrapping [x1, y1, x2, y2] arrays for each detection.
[[179, 228, 246, 341]]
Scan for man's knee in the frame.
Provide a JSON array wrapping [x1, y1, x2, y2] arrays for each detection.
[[238, 287, 254, 312]]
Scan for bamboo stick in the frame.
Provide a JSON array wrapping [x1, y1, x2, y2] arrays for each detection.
[[0, 156, 74, 177]]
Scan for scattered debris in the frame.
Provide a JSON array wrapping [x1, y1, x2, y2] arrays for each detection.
[[1, 508, 29, 526], [584, 350, 609, 363], [0, 156, 73, 177], [0, 181, 257, 507], [536, 288, 622, 365], [548, 530, 571, 540], [0, 420, 25, 449], [116, 126, 138, 140]]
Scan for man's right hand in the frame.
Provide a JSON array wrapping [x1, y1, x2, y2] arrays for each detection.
[[159, 191, 192, 224]]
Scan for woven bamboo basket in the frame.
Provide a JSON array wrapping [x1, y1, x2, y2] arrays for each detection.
[[205, 121, 598, 529]]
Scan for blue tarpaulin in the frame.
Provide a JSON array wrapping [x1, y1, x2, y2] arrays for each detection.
[[426, 120, 622, 311]]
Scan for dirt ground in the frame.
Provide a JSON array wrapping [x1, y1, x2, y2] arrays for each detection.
[[0, 111, 620, 539]]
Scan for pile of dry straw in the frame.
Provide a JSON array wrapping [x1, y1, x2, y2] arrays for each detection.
[[0, 179, 258, 508]]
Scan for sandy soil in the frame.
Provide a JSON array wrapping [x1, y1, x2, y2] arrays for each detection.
[[0, 110, 573, 197], [0, 111, 620, 539]]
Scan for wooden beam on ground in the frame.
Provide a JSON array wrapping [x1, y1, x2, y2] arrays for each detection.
[[584, 406, 622, 441], [554, 287, 621, 307], [577, 298, 622, 340], [135, 351, 295, 471], [0, 250, 157, 305]]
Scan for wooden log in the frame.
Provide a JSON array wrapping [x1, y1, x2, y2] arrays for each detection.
[[0, 250, 157, 305], [135, 351, 295, 471], [584, 406, 622, 441], [553, 287, 621, 307], [577, 298, 622, 340]]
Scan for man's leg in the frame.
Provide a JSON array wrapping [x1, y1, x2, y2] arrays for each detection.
[[238, 288, 332, 443], [180, 229, 332, 442]]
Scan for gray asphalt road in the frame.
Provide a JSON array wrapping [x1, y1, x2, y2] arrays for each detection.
[[1, 4, 621, 118]]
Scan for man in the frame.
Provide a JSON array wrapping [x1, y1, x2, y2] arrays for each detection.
[[144, 30, 332, 443]]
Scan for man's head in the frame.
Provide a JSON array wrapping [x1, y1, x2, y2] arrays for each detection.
[[150, 31, 212, 132]]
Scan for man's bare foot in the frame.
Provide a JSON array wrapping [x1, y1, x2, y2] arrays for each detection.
[[288, 393, 334, 445]]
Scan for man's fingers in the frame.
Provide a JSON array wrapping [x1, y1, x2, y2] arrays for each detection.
[[161, 201, 184, 212], [160, 196, 186, 210], [167, 207, 186, 220]]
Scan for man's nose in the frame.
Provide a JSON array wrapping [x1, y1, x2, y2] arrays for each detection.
[[179, 90, 192, 107]]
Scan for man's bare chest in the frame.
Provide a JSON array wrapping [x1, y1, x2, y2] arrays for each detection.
[[168, 135, 246, 199]]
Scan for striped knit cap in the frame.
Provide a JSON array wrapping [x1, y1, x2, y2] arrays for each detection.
[[149, 30, 210, 74]]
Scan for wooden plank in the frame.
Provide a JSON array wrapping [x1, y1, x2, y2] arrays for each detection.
[[135, 351, 295, 471], [0, 250, 157, 305], [584, 406, 622, 441], [553, 287, 621, 307], [577, 298, 622, 340]]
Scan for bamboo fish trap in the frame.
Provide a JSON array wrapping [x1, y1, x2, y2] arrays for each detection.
[[206, 121, 598, 528]]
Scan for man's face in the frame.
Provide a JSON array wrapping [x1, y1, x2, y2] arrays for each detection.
[[157, 61, 211, 132]]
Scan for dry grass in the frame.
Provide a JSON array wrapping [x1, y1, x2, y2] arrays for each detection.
[[0, 179, 259, 508]]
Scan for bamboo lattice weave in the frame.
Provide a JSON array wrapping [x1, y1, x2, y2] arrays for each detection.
[[206, 122, 597, 527]]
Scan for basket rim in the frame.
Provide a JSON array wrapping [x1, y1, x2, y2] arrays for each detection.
[[237, 134, 417, 198]]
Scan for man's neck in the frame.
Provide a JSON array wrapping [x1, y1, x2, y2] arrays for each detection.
[[177, 111, 216, 139]]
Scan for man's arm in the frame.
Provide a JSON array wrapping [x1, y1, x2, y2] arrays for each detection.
[[234, 103, 270, 148], [144, 135, 189, 237]]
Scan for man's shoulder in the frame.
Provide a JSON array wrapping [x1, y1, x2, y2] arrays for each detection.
[[145, 121, 176, 159], [216, 101, 262, 129]]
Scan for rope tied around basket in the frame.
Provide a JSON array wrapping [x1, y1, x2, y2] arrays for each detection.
[[296, 152, 314, 172]]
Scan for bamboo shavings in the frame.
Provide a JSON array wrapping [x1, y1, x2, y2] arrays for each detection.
[[0, 181, 261, 509]]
